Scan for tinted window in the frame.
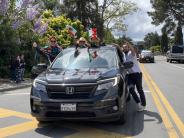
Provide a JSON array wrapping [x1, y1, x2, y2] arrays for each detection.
[[51, 48, 117, 69], [172, 46, 184, 53]]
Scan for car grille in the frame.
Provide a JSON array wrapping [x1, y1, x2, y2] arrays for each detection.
[[46, 85, 97, 99]]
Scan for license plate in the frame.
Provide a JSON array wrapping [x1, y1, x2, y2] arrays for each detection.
[[60, 104, 76, 111]]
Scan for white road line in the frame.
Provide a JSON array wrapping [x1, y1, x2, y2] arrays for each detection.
[[166, 63, 184, 70]]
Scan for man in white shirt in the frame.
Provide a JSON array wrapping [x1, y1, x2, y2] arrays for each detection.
[[122, 42, 146, 111]]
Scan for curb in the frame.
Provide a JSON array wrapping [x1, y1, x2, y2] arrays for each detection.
[[0, 84, 32, 92]]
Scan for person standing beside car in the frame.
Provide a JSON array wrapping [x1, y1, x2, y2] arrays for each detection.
[[122, 42, 146, 111], [15, 55, 21, 83], [20, 54, 26, 81]]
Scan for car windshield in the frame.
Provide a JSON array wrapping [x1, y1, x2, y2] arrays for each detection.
[[141, 51, 152, 55], [51, 48, 118, 69]]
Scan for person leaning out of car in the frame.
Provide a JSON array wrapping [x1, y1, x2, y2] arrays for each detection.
[[121, 42, 146, 111]]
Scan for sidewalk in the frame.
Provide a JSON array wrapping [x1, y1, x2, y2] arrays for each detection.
[[0, 79, 32, 92]]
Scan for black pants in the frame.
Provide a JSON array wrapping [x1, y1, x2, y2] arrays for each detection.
[[127, 73, 146, 106]]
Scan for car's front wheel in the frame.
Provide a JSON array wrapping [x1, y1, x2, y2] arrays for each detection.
[[117, 112, 126, 124], [114, 102, 126, 125]]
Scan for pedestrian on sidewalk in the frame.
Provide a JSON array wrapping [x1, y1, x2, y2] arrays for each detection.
[[9, 56, 16, 81], [20, 54, 26, 81], [15, 55, 21, 83], [122, 42, 146, 111]]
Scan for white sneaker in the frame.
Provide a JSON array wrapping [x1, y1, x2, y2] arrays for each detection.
[[137, 103, 146, 112]]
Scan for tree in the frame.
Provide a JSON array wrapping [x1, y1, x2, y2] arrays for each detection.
[[116, 35, 133, 46], [161, 28, 169, 53], [37, 10, 87, 47], [0, 0, 43, 77], [104, 29, 115, 44], [62, 0, 137, 41], [174, 22, 183, 45], [148, 0, 184, 39], [144, 32, 160, 49]]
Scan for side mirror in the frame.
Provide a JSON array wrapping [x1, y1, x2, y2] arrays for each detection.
[[122, 61, 133, 69]]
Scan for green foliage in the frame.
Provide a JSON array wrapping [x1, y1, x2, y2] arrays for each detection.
[[115, 35, 133, 46], [148, 0, 184, 34], [37, 10, 87, 48], [150, 45, 161, 53], [104, 29, 115, 44], [62, 0, 137, 41], [161, 29, 169, 53], [144, 32, 160, 49], [174, 23, 183, 45]]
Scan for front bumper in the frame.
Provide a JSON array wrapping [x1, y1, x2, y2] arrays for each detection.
[[30, 87, 125, 122], [139, 57, 154, 62], [167, 56, 184, 60]]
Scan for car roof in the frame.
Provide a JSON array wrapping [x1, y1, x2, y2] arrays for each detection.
[[66, 45, 117, 50]]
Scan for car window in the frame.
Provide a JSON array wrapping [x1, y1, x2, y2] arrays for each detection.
[[141, 51, 152, 55], [172, 46, 184, 53], [51, 48, 118, 69]]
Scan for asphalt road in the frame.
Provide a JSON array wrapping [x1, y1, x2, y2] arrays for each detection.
[[0, 56, 184, 138]]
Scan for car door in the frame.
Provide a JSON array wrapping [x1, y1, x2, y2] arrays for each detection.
[[115, 48, 129, 101]]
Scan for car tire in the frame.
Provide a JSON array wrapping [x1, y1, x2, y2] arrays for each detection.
[[114, 101, 126, 125], [169, 59, 173, 63], [115, 110, 126, 125], [166, 59, 169, 62]]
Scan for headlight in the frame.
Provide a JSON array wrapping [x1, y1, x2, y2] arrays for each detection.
[[96, 77, 119, 91], [33, 79, 47, 92]]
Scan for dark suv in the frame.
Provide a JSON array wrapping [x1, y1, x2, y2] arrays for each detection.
[[30, 45, 132, 124]]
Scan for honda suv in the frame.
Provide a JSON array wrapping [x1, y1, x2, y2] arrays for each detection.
[[30, 45, 133, 124]]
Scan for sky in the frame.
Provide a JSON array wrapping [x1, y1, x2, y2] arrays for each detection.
[[113, 0, 163, 41]]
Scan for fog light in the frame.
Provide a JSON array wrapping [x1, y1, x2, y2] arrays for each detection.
[[113, 106, 118, 111]]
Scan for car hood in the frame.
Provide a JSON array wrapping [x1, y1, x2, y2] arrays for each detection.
[[41, 68, 119, 84]]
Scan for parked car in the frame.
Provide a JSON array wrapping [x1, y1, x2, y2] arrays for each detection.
[[31, 57, 51, 79], [166, 45, 184, 63], [139, 50, 155, 63], [30, 45, 133, 124]]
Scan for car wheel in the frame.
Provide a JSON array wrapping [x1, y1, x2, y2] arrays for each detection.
[[169, 59, 173, 63], [115, 110, 126, 125], [166, 59, 169, 62], [114, 101, 126, 125]]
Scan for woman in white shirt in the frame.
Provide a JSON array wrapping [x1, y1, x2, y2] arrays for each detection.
[[122, 42, 146, 111]]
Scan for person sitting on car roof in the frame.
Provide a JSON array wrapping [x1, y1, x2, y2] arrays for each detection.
[[74, 37, 90, 57]]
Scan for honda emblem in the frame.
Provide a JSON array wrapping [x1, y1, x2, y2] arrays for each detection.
[[65, 87, 75, 95]]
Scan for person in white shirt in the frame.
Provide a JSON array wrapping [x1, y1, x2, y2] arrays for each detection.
[[122, 42, 146, 111]]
